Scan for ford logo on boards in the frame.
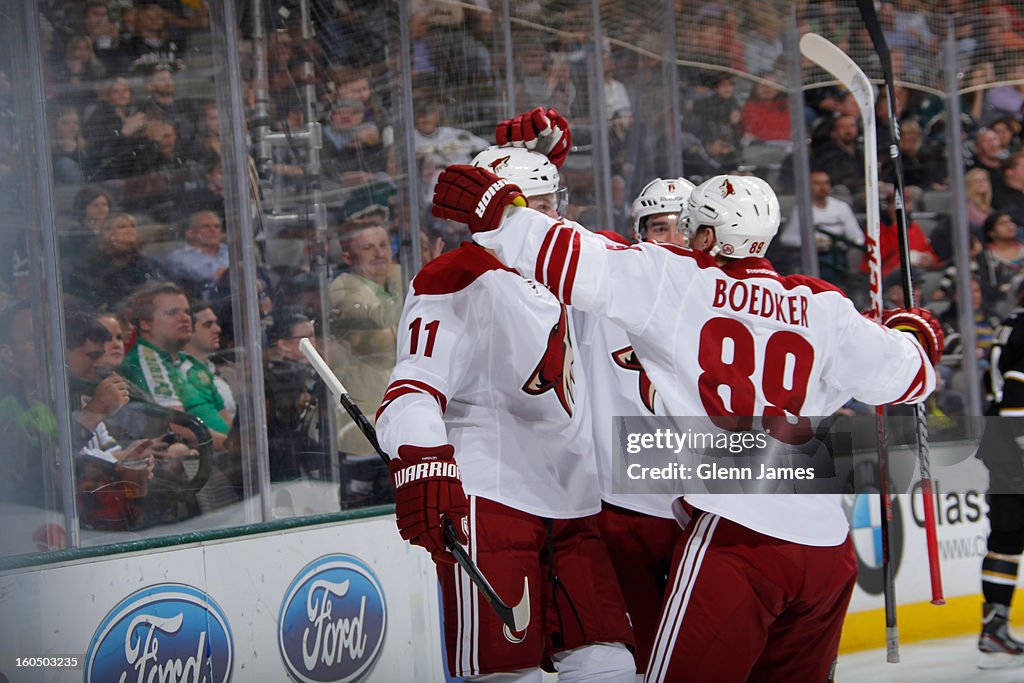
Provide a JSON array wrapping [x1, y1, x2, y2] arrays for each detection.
[[85, 583, 234, 683], [278, 554, 387, 683]]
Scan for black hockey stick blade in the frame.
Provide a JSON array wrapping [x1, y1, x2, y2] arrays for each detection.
[[299, 337, 532, 632], [444, 518, 531, 633]]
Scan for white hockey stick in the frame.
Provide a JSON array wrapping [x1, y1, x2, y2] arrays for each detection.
[[799, 34, 881, 313], [298, 338, 531, 633], [800, 32, 900, 664]]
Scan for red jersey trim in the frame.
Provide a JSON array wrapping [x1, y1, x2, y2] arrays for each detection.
[[647, 246, 848, 297], [412, 242, 516, 296], [536, 222, 582, 303], [891, 345, 929, 404], [563, 231, 581, 305], [536, 224, 559, 276], [596, 230, 631, 246], [377, 378, 449, 420], [655, 242, 713, 262], [777, 273, 847, 296], [546, 227, 573, 298]]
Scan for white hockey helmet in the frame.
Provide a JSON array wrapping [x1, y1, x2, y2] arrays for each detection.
[[632, 177, 695, 242], [686, 175, 781, 258], [471, 145, 560, 197]]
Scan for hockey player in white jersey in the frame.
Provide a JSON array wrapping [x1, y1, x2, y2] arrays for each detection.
[[429, 158, 944, 681], [479, 116, 695, 676], [375, 119, 635, 680], [471, 145, 567, 221], [590, 175, 696, 678], [632, 177, 695, 248]]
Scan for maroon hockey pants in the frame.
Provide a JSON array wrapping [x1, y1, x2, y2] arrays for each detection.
[[645, 509, 857, 682]]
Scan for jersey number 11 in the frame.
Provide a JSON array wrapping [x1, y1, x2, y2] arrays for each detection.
[[409, 317, 440, 357]]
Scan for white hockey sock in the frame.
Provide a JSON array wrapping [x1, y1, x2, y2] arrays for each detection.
[[465, 667, 544, 683], [551, 641, 636, 682]]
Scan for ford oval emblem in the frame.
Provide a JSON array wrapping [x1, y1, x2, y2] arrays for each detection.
[[85, 583, 233, 683], [278, 554, 387, 683]]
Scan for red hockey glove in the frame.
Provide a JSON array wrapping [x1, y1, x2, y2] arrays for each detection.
[[881, 307, 944, 365], [432, 165, 526, 234], [388, 444, 469, 565], [495, 107, 572, 168]]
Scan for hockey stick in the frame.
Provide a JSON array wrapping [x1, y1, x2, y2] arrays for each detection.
[[856, 0, 945, 608], [799, 32, 900, 664], [298, 338, 531, 633]]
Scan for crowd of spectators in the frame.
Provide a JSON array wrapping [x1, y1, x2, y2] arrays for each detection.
[[7, 0, 1024, 537]]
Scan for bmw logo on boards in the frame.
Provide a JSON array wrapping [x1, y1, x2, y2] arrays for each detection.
[[846, 490, 904, 595]]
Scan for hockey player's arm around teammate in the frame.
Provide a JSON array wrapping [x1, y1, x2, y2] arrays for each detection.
[[432, 164, 941, 405], [432, 164, 668, 338]]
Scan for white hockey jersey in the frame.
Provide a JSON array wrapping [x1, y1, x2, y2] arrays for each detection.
[[572, 231, 675, 519], [476, 207, 935, 545], [375, 242, 601, 518]]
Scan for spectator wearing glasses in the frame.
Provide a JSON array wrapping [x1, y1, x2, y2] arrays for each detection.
[[65, 311, 156, 531]]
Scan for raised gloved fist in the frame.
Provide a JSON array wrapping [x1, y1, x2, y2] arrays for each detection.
[[495, 107, 572, 168], [388, 444, 469, 565], [882, 307, 944, 365], [432, 165, 526, 234]]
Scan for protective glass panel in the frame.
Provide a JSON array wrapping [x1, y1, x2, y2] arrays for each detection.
[[4, 1, 1007, 563], [0, 5, 71, 558], [22, 1, 271, 544]]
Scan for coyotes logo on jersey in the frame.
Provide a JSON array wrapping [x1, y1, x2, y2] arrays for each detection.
[[522, 306, 576, 416], [611, 346, 657, 414]]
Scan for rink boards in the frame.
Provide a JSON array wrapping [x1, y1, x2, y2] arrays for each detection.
[[0, 515, 451, 683]]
